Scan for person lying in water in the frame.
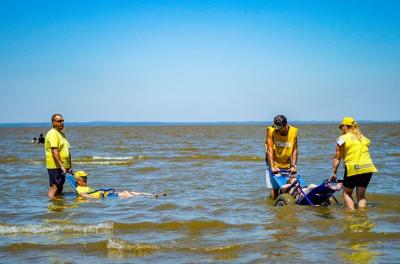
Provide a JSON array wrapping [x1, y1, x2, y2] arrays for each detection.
[[73, 170, 166, 198], [281, 175, 318, 201]]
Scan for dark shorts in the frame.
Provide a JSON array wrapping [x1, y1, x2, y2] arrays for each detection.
[[48, 168, 66, 192], [343, 168, 373, 189]]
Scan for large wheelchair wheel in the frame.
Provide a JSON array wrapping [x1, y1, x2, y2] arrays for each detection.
[[274, 193, 295, 207]]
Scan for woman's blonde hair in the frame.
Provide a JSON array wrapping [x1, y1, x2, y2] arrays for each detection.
[[348, 122, 363, 141]]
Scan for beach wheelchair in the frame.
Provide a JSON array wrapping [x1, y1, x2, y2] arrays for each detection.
[[272, 170, 343, 207]]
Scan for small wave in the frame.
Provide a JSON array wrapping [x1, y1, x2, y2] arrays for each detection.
[[151, 203, 178, 211], [168, 155, 263, 162], [0, 156, 19, 164], [93, 156, 138, 160], [135, 167, 160, 172], [114, 220, 254, 232], [0, 157, 45, 165], [0, 222, 113, 235], [73, 156, 147, 165], [107, 237, 242, 256], [179, 147, 201, 152], [1, 238, 241, 258]]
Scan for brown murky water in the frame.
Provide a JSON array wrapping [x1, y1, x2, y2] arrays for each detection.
[[0, 123, 399, 263]]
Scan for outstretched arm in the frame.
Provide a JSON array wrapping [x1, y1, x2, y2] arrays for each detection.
[[127, 191, 153, 196]]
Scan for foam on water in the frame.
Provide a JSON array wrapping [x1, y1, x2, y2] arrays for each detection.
[[0, 222, 113, 235]]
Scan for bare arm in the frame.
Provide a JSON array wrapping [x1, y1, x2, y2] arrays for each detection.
[[68, 152, 72, 173], [331, 144, 344, 180], [264, 129, 268, 164], [266, 129, 278, 173], [290, 137, 298, 174], [51, 148, 66, 174]]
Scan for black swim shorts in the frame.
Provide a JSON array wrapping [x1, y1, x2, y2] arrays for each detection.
[[48, 168, 66, 192], [343, 170, 373, 189]]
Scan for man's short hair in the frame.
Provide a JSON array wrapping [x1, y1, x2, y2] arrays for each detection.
[[51, 114, 62, 122]]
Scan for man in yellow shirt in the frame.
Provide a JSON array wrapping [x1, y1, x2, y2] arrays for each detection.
[[45, 114, 72, 198], [265, 115, 298, 199]]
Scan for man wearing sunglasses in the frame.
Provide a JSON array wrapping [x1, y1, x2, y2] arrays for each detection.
[[45, 114, 72, 198]]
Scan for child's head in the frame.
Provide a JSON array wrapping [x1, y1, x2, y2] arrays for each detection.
[[74, 170, 89, 186]]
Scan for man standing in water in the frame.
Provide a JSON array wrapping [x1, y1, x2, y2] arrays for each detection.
[[265, 115, 298, 199], [45, 114, 72, 198]]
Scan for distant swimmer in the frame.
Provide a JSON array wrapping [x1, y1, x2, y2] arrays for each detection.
[[73, 170, 167, 198], [38, 133, 45, 144], [45, 114, 72, 199], [32, 137, 37, 144], [331, 117, 377, 210], [265, 115, 298, 199]]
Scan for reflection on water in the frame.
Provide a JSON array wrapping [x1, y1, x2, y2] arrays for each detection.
[[47, 195, 88, 212], [339, 211, 378, 264]]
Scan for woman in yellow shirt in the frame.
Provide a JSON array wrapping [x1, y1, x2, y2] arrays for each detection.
[[331, 117, 377, 210]]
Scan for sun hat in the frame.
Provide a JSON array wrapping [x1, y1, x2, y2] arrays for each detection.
[[74, 170, 89, 178], [339, 117, 356, 127], [273, 115, 287, 129]]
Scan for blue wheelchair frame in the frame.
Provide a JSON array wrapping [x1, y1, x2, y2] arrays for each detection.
[[271, 170, 342, 206]]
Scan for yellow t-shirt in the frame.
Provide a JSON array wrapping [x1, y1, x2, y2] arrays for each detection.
[[337, 133, 377, 176], [266, 125, 298, 169], [76, 185, 102, 198], [45, 128, 71, 169], [76, 185, 114, 198]]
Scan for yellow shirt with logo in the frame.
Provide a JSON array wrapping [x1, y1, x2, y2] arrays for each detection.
[[266, 125, 297, 169], [76, 185, 112, 198], [337, 133, 377, 177], [45, 128, 71, 169]]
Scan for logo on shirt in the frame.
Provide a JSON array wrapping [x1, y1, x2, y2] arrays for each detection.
[[276, 141, 291, 148]]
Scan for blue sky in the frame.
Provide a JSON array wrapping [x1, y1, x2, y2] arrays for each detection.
[[0, 0, 399, 122]]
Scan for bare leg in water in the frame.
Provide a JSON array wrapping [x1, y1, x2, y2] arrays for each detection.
[[343, 186, 356, 210], [356, 186, 367, 209]]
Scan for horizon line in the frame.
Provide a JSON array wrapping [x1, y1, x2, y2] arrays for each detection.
[[1, 120, 399, 128]]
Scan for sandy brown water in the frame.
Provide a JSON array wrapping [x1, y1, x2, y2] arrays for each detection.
[[0, 123, 399, 263]]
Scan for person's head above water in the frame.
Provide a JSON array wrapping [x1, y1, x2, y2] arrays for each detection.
[[74, 170, 89, 186], [339, 117, 356, 128], [272, 115, 289, 135], [51, 113, 64, 131], [273, 115, 287, 129]]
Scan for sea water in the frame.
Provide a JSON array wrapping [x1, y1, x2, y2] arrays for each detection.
[[0, 123, 399, 263]]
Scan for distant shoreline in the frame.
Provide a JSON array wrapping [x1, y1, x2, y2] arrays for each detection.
[[0, 120, 399, 128]]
